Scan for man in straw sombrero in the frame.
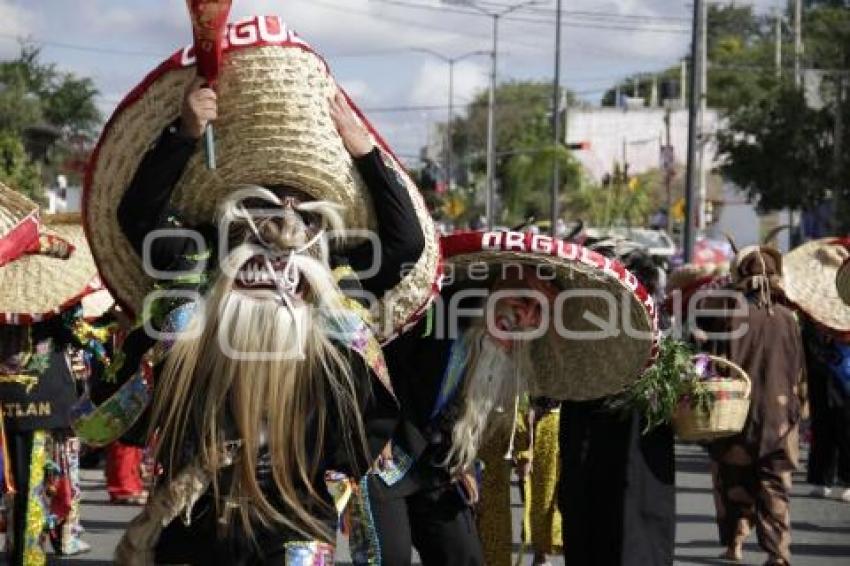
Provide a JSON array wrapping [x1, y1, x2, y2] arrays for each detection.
[[82, 15, 439, 564], [556, 242, 676, 566], [346, 231, 657, 564], [0, 184, 105, 563], [698, 232, 805, 565], [784, 239, 850, 505]]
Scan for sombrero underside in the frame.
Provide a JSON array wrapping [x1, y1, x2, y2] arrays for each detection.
[[441, 231, 658, 401]]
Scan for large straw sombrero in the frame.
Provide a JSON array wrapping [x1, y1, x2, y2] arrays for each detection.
[[440, 231, 658, 401], [784, 238, 850, 333], [0, 196, 102, 325], [0, 182, 40, 267], [84, 15, 439, 340], [838, 257, 850, 306]]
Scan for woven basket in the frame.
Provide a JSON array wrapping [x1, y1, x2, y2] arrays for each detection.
[[673, 355, 751, 442]]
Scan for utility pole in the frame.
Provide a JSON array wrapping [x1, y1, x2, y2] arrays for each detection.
[[774, 9, 782, 80], [664, 107, 673, 233], [411, 48, 488, 192], [794, 0, 803, 88], [836, 75, 845, 180], [697, 0, 708, 231], [651, 75, 659, 107], [450, 1, 541, 228], [684, 0, 705, 263], [447, 60, 455, 191], [680, 58, 687, 108], [485, 15, 498, 229], [550, 0, 563, 236]]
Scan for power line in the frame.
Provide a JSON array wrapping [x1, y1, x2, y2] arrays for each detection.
[[0, 33, 166, 59], [368, 0, 690, 32], [304, 0, 498, 47], [359, 88, 618, 114], [372, 0, 689, 22]]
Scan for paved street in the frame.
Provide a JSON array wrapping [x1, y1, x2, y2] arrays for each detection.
[[10, 444, 849, 565]]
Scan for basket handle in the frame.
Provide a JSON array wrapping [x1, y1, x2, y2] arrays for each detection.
[[693, 354, 752, 399]]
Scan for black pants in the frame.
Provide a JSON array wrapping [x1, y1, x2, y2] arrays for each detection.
[[808, 402, 850, 486], [366, 481, 484, 566], [155, 489, 337, 565], [806, 369, 850, 486], [804, 325, 850, 487], [6, 429, 40, 566], [558, 401, 675, 566]]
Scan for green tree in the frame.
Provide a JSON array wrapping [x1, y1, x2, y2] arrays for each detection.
[[451, 81, 580, 224], [0, 131, 44, 203], [0, 43, 101, 139], [567, 165, 655, 228], [0, 43, 102, 198], [717, 86, 833, 212], [0, 74, 43, 133], [601, 4, 777, 111], [503, 145, 580, 222], [43, 75, 101, 138]]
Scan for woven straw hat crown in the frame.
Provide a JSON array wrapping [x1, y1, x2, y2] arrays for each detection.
[[0, 208, 100, 325], [85, 16, 439, 338], [784, 239, 850, 333]]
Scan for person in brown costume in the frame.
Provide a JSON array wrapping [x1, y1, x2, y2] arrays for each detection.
[[699, 234, 805, 566]]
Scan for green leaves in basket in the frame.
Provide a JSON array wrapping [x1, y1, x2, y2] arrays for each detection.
[[608, 338, 712, 433]]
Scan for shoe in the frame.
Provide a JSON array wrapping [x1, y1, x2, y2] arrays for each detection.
[[810, 485, 832, 498], [110, 490, 149, 505], [59, 538, 92, 556], [719, 546, 743, 562], [835, 488, 850, 503]]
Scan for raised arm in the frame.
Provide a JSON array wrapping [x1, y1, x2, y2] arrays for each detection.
[[116, 78, 216, 268], [329, 92, 426, 297]]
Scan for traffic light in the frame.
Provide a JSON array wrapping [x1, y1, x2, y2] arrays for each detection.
[[565, 141, 590, 150]]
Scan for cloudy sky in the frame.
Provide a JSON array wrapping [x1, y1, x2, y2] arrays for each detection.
[[1, 0, 782, 161]]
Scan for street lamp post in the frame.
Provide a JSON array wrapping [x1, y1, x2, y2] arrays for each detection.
[[413, 48, 488, 191], [447, 0, 544, 229], [550, 0, 563, 236]]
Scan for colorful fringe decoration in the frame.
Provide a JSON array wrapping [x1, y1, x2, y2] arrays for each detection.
[[374, 444, 414, 488], [283, 540, 335, 565], [71, 370, 151, 447], [346, 475, 381, 566], [22, 430, 48, 566]]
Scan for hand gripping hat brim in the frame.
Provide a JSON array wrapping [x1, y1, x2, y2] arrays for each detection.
[[84, 15, 439, 340], [440, 231, 659, 401]]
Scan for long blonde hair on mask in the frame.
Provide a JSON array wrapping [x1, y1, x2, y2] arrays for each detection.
[[150, 194, 367, 543]]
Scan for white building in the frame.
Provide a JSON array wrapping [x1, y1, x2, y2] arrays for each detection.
[[565, 106, 722, 182], [564, 105, 792, 251], [708, 181, 792, 253]]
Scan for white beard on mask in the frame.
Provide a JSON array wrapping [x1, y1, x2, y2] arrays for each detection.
[[152, 187, 369, 542], [443, 328, 528, 474]]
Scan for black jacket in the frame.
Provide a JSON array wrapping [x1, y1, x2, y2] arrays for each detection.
[[108, 127, 424, 559]]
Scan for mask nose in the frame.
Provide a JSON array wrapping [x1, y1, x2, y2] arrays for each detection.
[[275, 203, 307, 249]]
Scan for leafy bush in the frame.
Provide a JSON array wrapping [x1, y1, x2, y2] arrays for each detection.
[[610, 338, 712, 432]]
